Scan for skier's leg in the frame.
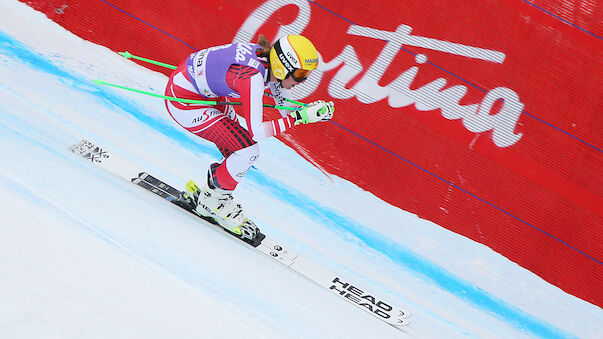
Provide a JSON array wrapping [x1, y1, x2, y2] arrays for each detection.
[[190, 120, 259, 239], [209, 143, 260, 189], [166, 100, 259, 239]]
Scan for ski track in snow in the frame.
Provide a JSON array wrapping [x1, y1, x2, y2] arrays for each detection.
[[1, 1, 601, 338]]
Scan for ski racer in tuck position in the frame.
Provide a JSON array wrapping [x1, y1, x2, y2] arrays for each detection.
[[164, 34, 335, 242]]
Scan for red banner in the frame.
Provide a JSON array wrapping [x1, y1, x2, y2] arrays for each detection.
[[22, 0, 602, 306]]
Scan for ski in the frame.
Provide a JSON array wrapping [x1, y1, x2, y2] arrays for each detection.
[[132, 173, 305, 265], [70, 138, 412, 327], [132, 172, 267, 247], [137, 172, 181, 197]]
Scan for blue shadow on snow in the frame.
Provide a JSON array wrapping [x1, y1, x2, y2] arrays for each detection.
[[0, 29, 576, 339]]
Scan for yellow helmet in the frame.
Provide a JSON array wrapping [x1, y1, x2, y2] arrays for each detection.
[[269, 35, 318, 81]]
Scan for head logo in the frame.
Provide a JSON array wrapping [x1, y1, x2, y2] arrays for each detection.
[[330, 277, 394, 319]]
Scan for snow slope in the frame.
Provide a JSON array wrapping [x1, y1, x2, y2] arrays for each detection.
[[0, 1, 601, 338]]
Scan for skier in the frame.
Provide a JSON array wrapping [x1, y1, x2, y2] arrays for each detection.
[[164, 34, 334, 241]]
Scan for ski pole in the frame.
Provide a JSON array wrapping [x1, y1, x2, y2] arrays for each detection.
[[92, 79, 298, 111], [119, 51, 308, 107], [263, 92, 308, 107], [119, 51, 177, 70]]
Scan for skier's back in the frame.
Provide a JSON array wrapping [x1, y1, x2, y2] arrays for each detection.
[[164, 34, 334, 241]]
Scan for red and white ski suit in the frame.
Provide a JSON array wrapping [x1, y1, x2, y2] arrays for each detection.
[[164, 43, 297, 190]]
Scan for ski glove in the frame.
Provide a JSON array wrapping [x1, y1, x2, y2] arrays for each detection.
[[292, 100, 335, 125]]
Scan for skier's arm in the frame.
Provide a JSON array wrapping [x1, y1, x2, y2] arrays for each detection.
[[266, 76, 335, 124], [226, 64, 296, 141]]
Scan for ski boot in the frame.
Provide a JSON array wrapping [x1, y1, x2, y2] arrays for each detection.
[[185, 177, 259, 242]]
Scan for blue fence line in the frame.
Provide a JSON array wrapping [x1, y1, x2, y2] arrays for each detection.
[[329, 120, 602, 267], [521, 0, 602, 39], [96, 0, 601, 153], [0, 30, 580, 338], [90, 0, 602, 267], [308, 0, 602, 153], [97, 0, 198, 50]]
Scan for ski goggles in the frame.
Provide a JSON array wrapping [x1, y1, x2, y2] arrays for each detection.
[[290, 68, 311, 82]]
